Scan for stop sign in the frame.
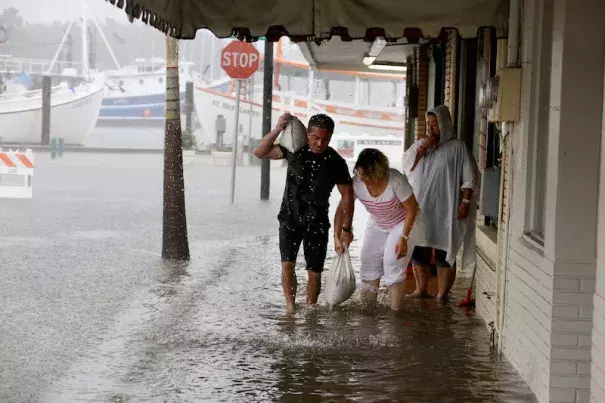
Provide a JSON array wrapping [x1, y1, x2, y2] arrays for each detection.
[[221, 41, 260, 80]]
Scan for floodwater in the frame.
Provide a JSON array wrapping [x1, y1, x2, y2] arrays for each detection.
[[0, 145, 537, 402]]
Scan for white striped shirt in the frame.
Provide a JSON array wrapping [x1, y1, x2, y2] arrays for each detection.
[[353, 168, 414, 230]]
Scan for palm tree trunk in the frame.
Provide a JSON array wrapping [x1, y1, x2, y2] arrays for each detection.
[[162, 36, 190, 260]]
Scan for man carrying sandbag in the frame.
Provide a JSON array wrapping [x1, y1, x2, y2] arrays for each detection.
[[254, 113, 355, 314]]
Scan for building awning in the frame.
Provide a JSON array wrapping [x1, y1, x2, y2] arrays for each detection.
[[107, 0, 509, 41]]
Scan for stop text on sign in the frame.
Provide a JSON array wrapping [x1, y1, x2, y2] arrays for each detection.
[[221, 52, 259, 68], [220, 41, 260, 80]]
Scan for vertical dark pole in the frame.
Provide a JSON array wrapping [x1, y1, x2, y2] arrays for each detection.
[[185, 81, 193, 135], [260, 40, 273, 201], [88, 27, 96, 70], [41, 75, 51, 146]]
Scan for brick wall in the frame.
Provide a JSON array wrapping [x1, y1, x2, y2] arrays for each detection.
[[444, 30, 458, 121], [592, 290, 605, 402], [475, 226, 497, 329], [414, 46, 428, 139]]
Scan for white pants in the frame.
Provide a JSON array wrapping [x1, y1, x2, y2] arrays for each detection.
[[360, 219, 415, 287]]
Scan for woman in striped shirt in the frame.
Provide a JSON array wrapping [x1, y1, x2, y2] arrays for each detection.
[[334, 148, 419, 311]]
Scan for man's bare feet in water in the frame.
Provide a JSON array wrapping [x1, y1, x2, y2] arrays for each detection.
[[405, 290, 431, 299]]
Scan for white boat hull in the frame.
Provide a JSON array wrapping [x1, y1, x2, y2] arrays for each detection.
[[193, 79, 405, 149], [0, 77, 104, 145]]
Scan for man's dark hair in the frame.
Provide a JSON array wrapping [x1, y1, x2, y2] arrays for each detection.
[[308, 114, 335, 134]]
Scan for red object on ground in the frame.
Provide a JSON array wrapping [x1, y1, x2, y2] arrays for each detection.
[[457, 288, 475, 308], [406, 262, 413, 276], [220, 41, 260, 80], [457, 263, 477, 308]]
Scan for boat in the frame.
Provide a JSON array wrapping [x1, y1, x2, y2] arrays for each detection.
[[98, 57, 196, 125], [193, 38, 406, 150], [0, 73, 105, 145], [0, 5, 104, 146]]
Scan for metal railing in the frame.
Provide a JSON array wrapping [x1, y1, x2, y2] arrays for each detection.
[[0, 56, 83, 76]]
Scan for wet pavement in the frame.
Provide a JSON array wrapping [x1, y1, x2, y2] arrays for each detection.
[[0, 153, 537, 402]]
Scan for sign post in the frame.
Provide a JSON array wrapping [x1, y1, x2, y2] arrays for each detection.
[[220, 41, 260, 204]]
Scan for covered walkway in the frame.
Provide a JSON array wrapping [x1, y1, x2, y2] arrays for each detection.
[[106, 0, 605, 402]]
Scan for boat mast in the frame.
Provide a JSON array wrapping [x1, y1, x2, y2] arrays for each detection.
[[210, 36, 216, 80], [80, 2, 89, 76], [46, 20, 74, 74], [91, 17, 121, 70]]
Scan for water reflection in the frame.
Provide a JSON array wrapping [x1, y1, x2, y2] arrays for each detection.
[[267, 295, 535, 402]]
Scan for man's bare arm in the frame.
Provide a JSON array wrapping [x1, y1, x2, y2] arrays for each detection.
[[253, 113, 290, 159], [253, 128, 283, 160], [336, 183, 355, 231], [334, 200, 344, 239]]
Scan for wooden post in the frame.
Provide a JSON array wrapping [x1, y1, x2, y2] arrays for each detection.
[[41, 76, 51, 145]]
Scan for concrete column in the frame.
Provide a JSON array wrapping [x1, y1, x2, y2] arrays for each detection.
[[592, 53, 605, 403], [544, 1, 604, 262], [542, 1, 604, 402]]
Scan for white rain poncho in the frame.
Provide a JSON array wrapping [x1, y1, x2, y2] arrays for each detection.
[[402, 105, 480, 270]]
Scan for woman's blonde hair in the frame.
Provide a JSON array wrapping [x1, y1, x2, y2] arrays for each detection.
[[354, 148, 390, 181]]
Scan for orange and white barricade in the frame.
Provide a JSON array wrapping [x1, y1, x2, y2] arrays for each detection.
[[0, 148, 34, 198]]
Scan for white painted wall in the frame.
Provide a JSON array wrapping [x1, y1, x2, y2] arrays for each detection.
[[475, 1, 605, 402], [591, 51, 605, 403]]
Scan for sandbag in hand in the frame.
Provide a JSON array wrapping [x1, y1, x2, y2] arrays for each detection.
[[324, 249, 356, 307]]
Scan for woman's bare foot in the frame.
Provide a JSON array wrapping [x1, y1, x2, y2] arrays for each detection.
[[435, 292, 450, 301], [405, 290, 430, 299], [286, 303, 296, 314]]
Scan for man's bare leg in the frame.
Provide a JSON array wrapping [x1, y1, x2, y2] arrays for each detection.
[[436, 267, 456, 300], [281, 262, 297, 313], [306, 270, 321, 306], [406, 264, 431, 298], [360, 279, 380, 308], [389, 281, 406, 311]]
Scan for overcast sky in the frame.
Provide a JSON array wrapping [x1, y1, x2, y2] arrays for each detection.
[[1, 0, 132, 24]]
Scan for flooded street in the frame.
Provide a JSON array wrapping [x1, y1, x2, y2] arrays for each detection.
[[0, 151, 537, 402]]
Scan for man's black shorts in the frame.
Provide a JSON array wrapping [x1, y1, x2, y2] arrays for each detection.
[[279, 221, 329, 273], [411, 246, 456, 269]]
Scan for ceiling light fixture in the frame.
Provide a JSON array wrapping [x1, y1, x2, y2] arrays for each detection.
[[368, 63, 407, 72], [368, 36, 387, 56], [362, 56, 376, 66]]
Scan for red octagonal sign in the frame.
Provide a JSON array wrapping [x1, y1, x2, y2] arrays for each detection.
[[221, 41, 260, 80]]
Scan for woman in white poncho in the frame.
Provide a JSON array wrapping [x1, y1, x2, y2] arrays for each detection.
[[334, 148, 419, 311], [402, 105, 479, 301]]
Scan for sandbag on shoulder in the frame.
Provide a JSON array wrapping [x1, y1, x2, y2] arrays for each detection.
[[279, 115, 308, 153]]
